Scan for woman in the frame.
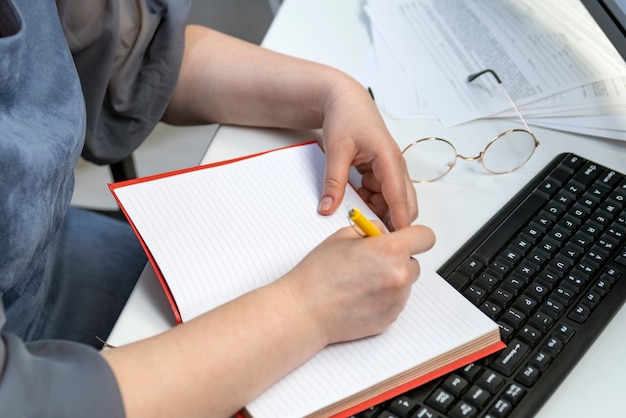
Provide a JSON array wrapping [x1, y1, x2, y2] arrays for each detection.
[[0, 1, 435, 416]]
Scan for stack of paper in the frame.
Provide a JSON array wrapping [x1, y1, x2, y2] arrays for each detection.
[[363, 0, 626, 140]]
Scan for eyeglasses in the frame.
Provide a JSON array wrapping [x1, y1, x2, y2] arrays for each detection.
[[401, 69, 540, 183]]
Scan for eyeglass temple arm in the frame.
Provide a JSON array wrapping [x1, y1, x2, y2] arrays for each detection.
[[467, 69, 533, 133]]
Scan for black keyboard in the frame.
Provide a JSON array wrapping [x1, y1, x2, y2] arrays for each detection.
[[353, 153, 626, 418]]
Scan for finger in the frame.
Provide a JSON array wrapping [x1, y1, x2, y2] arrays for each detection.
[[372, 156, 418, 229], [360, 169, 382, 194], [318, 141, 355, 216], [393, 224, 436, 256], [362, 192, 389, 221]]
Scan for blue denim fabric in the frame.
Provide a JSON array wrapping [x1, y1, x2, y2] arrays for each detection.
[[38, 207, 147, 346]]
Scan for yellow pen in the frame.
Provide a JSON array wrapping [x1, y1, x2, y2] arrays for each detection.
[[348, 207, 382, 237]]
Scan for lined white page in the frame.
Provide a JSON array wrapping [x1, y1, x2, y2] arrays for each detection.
[[246, 267, 498, 418], [113, 143, 379, 322], [112, 142, 500, 418]]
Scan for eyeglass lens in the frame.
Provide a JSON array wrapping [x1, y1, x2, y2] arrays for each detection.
[[403, 138, 457, 182], [482, 129, 537, 174], [402, 130, 537, 182]]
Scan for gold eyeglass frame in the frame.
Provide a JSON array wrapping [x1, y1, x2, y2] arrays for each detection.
[[401, 69, 540, 183]]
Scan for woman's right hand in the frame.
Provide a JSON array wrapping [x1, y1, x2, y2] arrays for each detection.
[[276, 222, 436, 346]]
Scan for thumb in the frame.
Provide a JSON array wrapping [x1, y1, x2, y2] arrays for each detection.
[[318, 145, 354, 216]]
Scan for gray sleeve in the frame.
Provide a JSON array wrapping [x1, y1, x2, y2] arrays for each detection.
[[56, 0, 192, 165], [0, 306, 124, 418]]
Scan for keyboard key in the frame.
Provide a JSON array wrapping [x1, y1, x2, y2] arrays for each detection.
[[387, 396, 417, 417], [562, 272, 586, 293], [563, 180, 584, 197], [448, 401, 478, 418], [515, 365, 541, 387], [497, 322, 516, 343], [518, 325, 543, 347], [615, 247, 626, 266], [536, 269, 560, 289], [425, 388, 455, 413], [501, 383, 526, 406], [464, 285, 488, 305], [602, 266, 621, 282], [476, 370, 505, 394], [542, 337, 564, 356], [605, 225, 625, 240], [521, 223, 545, 244], [541, 298, 565, 319], [553, 286, 576, 305], [458, 363, 483, 382], [529, 311, 554, 333], [459, 257, 484, 278], [596, 169, 623, 189], [526, 281, 549, 302], [549, 254, 573, 274], [447, 271, 471, 291], [353, 405, 382, 418], [501, 276, 527, 296], [511, 236, 533, 256], [514, 294, 538, 316], [581, 290, 601, 308], [475, 272, 500, 292], [480, 301, 502, 319], [568, 303, 591, 323], [412, 406, 438, 418], [441, 374, 470, 398], [462, 385, 491, 409], [560, 154, 585, 173], [553, 323, 575, 343], [490, 288, 514, 309], [572, 162, 601, 186], [486, 398, 513, 418], [526, 249, 549, 269], [593, 278, 611, 295], [529, 351, 552, 371], [500, 308, 527, 329], [376, 411, 401, 418], [491, 339, 530, 376]]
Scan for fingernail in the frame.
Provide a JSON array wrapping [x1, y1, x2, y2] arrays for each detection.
[[318, 195, 333, 212]]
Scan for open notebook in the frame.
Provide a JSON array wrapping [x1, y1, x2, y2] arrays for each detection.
[[110, 141, 504, 418]]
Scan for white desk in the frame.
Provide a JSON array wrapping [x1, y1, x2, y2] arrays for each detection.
[[108, 1, 626, 416]]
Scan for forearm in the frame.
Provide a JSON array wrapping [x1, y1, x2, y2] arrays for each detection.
[[102, 279, 326, 418], [162, 25, 364, 129]]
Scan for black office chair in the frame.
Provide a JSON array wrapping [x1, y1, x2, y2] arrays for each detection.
[[109, 154, 137, 183]]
